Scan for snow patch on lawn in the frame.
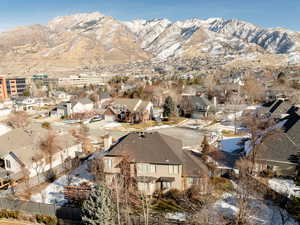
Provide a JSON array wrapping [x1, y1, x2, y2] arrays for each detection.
[[220, 137, 246, 153], [213, 193, 297, 225], [31, 162, 94, 205], [269, 178, 300, 198], [0, 124, 11, 136], [103, 122, 121, 129], [146, 125, 172, 131], [165, 212, 186, 221]]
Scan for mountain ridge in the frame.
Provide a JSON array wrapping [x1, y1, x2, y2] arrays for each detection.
[[0, 11, 299, 75]]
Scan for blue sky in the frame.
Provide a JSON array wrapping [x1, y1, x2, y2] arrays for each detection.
[[0, 0, 299, 31]]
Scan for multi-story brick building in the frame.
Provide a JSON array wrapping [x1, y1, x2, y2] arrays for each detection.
[[0, 76, 27, 100], [0, 76, 8, 101]]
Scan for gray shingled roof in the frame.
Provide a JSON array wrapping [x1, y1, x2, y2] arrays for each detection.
[[111, 98, 151, 112], [106, 132, 209, 177], [99, 92, 111, 99], [0, 125, 78, 167], [78, 98, 93, 105], [258, 133, 298, 164], [106, 132, 183, 164], [263, 99, 292, 116], [189, 96, 212, 107], [257, 113, 300, 164]]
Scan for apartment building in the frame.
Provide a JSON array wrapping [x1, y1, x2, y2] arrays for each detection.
[[0, 76, 27, 100], [52, 73, 111, 87], [0, 77, 8, 101]]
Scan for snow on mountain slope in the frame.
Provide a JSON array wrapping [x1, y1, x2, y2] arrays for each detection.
[[0, 11, 299, 75], [124, 17, 300, 60], [208, 19, 295, 54], [124, 18, 172, 49]]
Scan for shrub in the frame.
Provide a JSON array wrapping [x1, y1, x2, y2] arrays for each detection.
[[0, 209, 20, 219], [45, 169, 57, 183], [35, 214, 58, 225], [41, 122, 51, 129], [151, 198, 182, 213], [18, 213, 36, 223], [162, 189, 183, 202], [211, 177, 234, 193]]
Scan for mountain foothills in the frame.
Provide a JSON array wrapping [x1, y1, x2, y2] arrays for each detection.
[[0, 12, 299, 75]]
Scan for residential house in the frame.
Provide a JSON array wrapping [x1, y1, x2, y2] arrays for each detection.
[[14, 97, 50, 111], [181, 85, 206, 96], [103, 132, 209, 195], [152, 107, 164, 121], [0, 100, 13, 117], [103, 107, 117, 122], [121, 84, 137, 93], [50, 98, 95, 119], [219, 73, 245, 86], [97, 92, 112, 108], [255, 112, 300, 176], [260, 99, 294, 119], [180, 95, 216, 118], [49, 102, 72, 119], [14, 97, 37, 111], [0, 125, 82, 180], [51, 91, 72, 102], [72, 98, 94, 114], [105, 98, 153, 123]]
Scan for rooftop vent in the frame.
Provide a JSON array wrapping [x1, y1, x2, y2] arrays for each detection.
[[138, 132, 145, 138]]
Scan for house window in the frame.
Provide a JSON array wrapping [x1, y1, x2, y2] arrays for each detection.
[[168, 165, 179, 174], [162, 182, 172, 189], [137, 163, 156, 173], [150, 164, 156, 173], [187, 177, 198, 185], [5, 160, 11, 169], [105, 159, 113, 169], [138, 182, 150, 192]]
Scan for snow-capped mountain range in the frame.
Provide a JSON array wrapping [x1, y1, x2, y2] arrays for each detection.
[[123, 17, 300, 60], [0, 12, 299, 75]]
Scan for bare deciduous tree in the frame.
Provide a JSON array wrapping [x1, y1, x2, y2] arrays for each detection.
[[39, 131, 63, 169], [242, 75, 266, 104], [241, 111, 278, 174], [70, 125, 93, 154], [229, 94, 244, 134], [7, 111, 30, 128]]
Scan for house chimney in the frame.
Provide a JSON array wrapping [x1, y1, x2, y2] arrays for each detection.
[[104, 134, 112, 151]]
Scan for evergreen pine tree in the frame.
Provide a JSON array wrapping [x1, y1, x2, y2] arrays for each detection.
[[163, 96, 175, 117], [82, 184, 117, 225]]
